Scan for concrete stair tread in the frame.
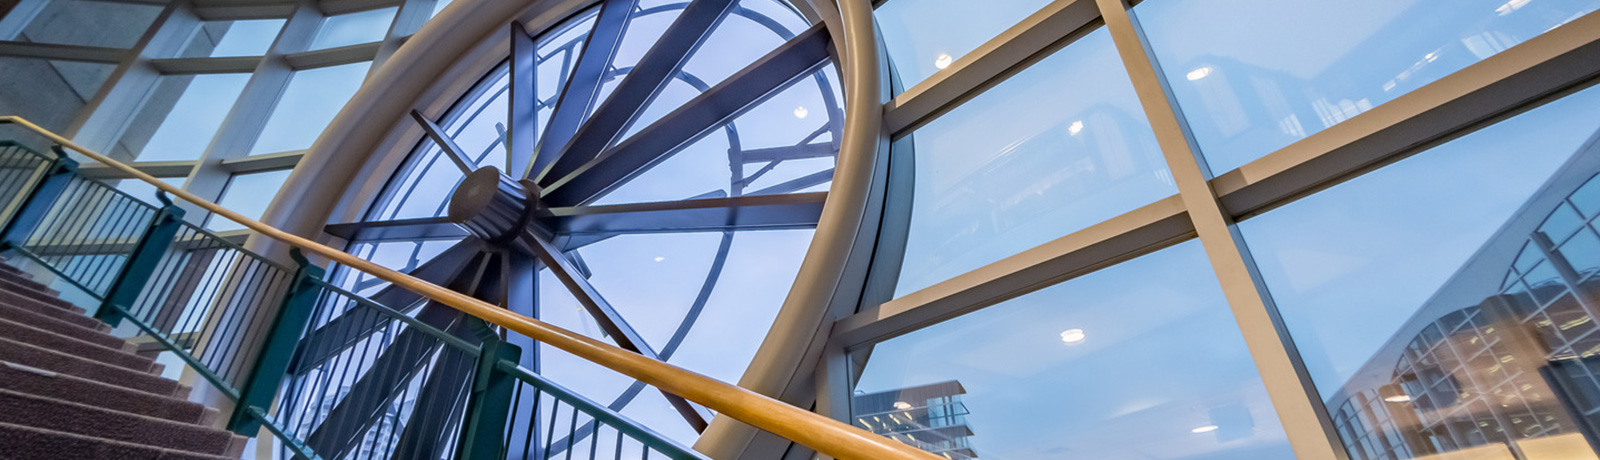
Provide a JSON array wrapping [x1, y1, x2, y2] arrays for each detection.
[[0, 422, 238, 460], [0, 361, 206, 424], [0, 335, 178, 396], [0, 276, 74, 310], [0, 389, 239, 455], [0, 316, 153, 371], [0, 290, 104, 331], [0, 301, 122, 348]]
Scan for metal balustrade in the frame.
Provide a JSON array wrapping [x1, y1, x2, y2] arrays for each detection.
[[0, 137, 709, 460]]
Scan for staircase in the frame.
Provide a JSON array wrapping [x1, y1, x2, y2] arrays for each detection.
[[0, 261, 246, 460]]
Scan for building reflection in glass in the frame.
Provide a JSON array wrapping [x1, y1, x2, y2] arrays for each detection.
[[852, 381, 979, 459], [1326, 169, 1600, 460]]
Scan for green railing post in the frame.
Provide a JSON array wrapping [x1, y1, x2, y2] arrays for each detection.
[[0, 146, 77, 247], [95, 191, 185, 326], [228, 249, 324, 435], [456, 322, 522, 460]]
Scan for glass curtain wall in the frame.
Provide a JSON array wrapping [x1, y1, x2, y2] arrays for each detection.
[[854, 0, 1600, 459]]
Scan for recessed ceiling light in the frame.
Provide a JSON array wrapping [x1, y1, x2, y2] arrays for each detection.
[[1067, 121, 1084, 136], [653, 256, 665, 262], [1060, 328, 1086, 344], [794, 106, 809, 119], [1186, 66, 1213, 81], [893, 401, 912, 410], [1384, 395, 1412, 403], [1191, 425, 1219, 433], [934, 53, 953, 70]]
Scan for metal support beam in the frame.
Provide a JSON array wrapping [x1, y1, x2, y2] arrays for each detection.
[[520, 228, 709, 431], [526, 0, 636, 180], [883, 0, 1099, 137], [324, 216, 468, 242], [0, 40, 128, 63], [148, 56, 264, 74], [549, 191, 827, 235], [536, 0, 739, 188], [1094, 0, 1344, 458], [283, 41, 382, 69], [412, 109, 477, 174], [1212, 10, 1600, 220], [542, 24, 832, 206]]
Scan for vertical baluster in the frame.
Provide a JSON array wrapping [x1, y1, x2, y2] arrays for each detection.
[[228, 249, 326, 435], [95, 191, 184, 326]]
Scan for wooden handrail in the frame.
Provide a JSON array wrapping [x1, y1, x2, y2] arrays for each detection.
[[0, 116, 940, 460]]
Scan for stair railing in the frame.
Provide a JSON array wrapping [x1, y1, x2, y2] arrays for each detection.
[[0, 115, 939, 460]]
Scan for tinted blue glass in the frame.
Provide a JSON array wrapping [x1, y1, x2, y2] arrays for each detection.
[[1240, 85, 1600, 459], [309, 7, 396, 50], [857, 241, 1292, 459], [894, 28, 1173, 297], [1136, 0, 1600, 174], [129, 74, 251, 161], [210, 170, 292, 232], [183, 19, 285, 57], [250, 61, 372, 155], [875, 0, 1053, 89]]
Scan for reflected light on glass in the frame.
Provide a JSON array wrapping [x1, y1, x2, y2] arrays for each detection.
[[1186, 66, 1212, 81], [893, 401, 912, 410], [1067, 120, 1085, 136], [934, 53, 953, 70], [1059, 328, 1086, 344], [1384, 395, 1413, 403], [653, 256, 665, 262], [1191, 425, 1220, 433], [794, 106, 809, 119]]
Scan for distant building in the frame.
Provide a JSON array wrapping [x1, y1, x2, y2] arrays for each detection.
[[1324, 128, 1600, 460], [853, 381, 978, 460]]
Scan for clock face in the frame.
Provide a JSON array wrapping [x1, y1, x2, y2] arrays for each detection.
[[320, 0, 843, 445]]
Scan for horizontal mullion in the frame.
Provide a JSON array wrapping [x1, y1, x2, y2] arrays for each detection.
[[192, 2, 298, 21], [1212, 9, 1600, 221], [319, 0, 406, 16], [832, 195, 1191, 348], [283, 41, 380, 70], [0, 40, 128, 63], [149, 56, 262, 74], [219, 150, 304, 173], [883, 0, 1100, 137]]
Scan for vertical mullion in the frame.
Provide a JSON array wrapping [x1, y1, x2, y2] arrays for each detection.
[[1091, 0, 1345, 459]]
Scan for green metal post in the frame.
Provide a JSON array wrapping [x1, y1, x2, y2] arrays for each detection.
[[95, 191, 185, 326], [0, 146, 77, 247], [227, 249, 325, 435], [456, 322, 522, 460]]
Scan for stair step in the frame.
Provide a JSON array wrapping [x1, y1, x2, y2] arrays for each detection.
[[0, 289, 102, 331], [0, 422, 238, 460], [0, 275, 74, 310], [0, 390, 239, 456], [0, 264, 55, 292], [0, 301, 121, 349], [0, 336, 178, 396], [0, 361, 208, 424], [0, 317, 153, 371]]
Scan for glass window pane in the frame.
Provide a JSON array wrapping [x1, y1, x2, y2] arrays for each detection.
[[180, 19, 285, 57], [210, 170, 292, 232], [875, 0, 1053, 89], [251, 61, 372, 155], [855, 241, 1292, 459], [894, 28, 1174, 297], [115, 74, 251, 161], [309, 7, 396, 50], [11, 0, 162, 48], [1239, 84, 1600, 459], [1136, 0, 1600, 174]]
